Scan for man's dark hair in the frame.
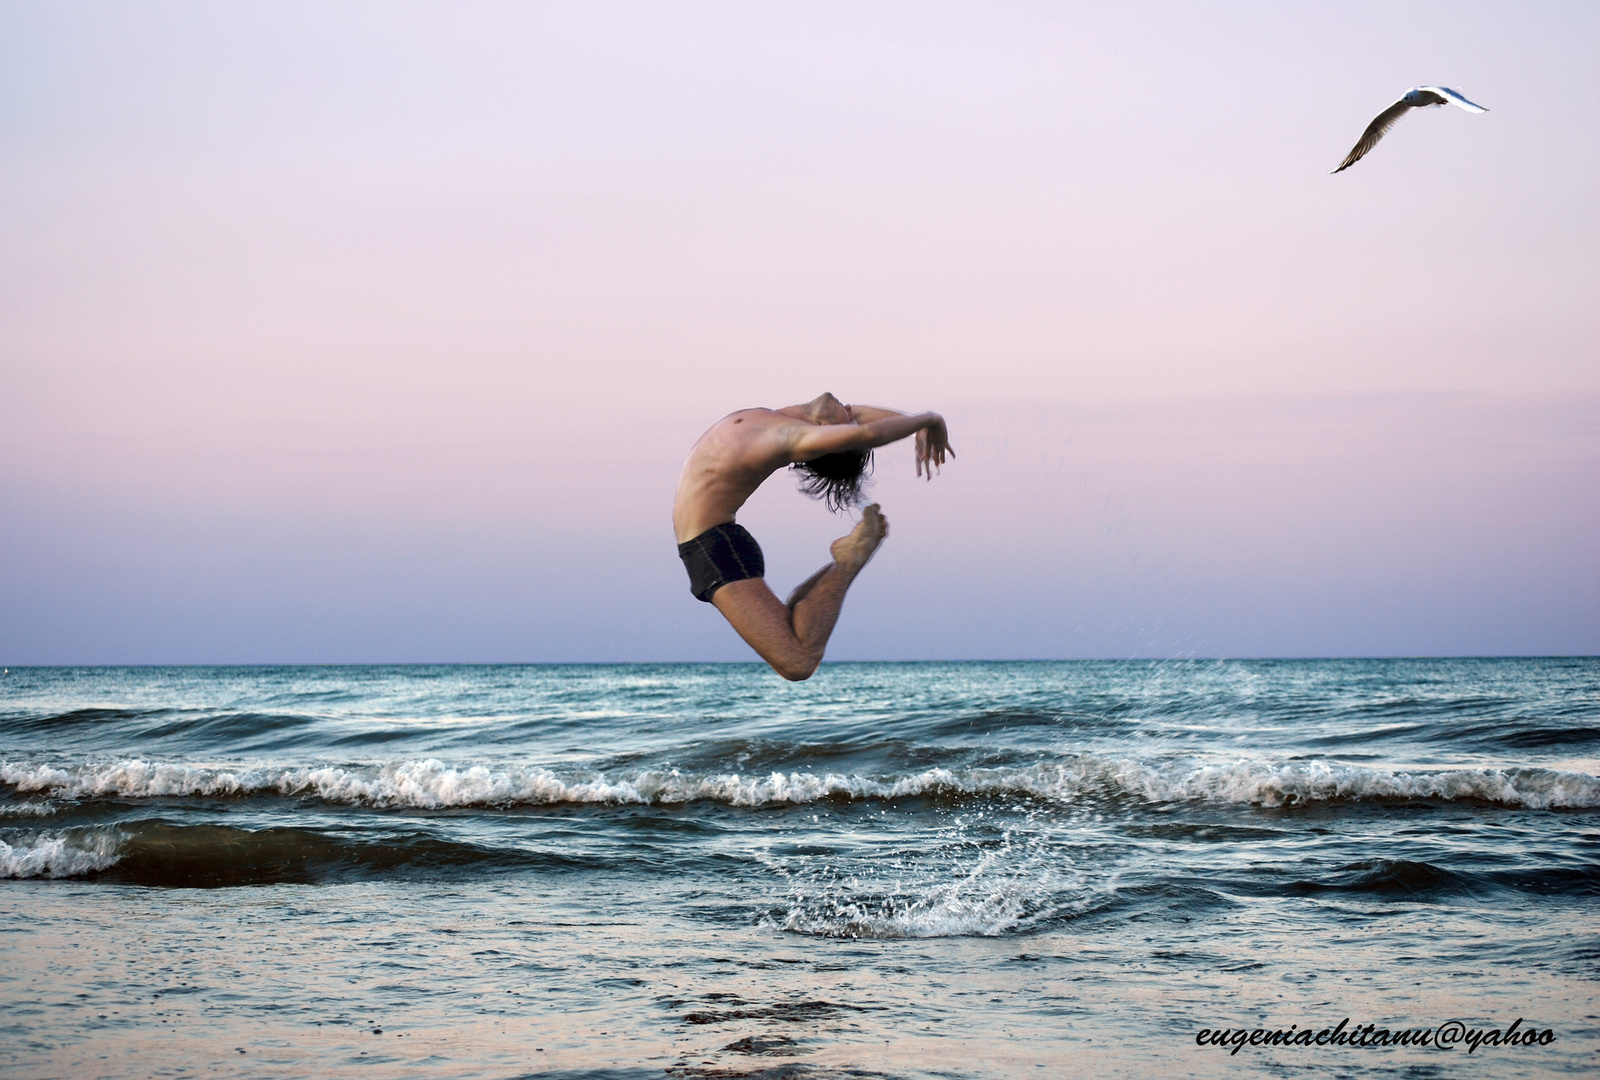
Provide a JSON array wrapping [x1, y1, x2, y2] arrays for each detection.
[[792, 450, 873, 512]]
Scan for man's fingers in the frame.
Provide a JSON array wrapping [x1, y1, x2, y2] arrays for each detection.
[[915, 423, 954, 479]]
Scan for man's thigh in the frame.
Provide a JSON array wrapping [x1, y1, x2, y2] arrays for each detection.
[[711, 579, 800, 654]]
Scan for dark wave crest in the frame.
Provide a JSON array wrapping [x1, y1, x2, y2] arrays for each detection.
[[1286, 858, 1491, 899], [3, 822, 590, 887]]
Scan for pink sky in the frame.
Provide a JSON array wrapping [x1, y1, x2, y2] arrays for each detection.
[[2, 2, 1596, 662]]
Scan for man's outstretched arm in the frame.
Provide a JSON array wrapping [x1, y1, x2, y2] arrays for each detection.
[[846, 404, 907, 423], [790, 411, 953, 477]]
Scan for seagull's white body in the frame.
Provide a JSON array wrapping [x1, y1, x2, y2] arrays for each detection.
[[1333, 86, 1488, 173]]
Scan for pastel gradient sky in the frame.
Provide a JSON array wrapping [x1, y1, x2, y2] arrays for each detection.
[[2, 1, 1596, 663]]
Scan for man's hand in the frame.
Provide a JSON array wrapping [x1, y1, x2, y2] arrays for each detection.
[[915, 416, 953, 479]]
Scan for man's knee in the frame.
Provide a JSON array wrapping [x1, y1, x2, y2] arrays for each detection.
[[773, 653, 821, 682]]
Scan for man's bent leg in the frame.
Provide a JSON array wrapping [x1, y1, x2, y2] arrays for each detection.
[[711, 506, 888, 681], [784, 564, 831, 614]]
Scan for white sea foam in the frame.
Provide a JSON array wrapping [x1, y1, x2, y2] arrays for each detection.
[[1150, 758, 1600, 808], [774, 880, 1032, 939], [760, 823, 1104, 939], [3, 755, 1596, 810], [0, 800, 58, 817], [770, 853, 1048, 939], [0, 831, 122, 879]]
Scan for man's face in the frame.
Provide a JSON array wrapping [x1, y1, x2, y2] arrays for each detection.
[[811, 393, 854, 425]]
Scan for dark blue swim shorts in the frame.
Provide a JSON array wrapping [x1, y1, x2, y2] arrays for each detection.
[[677, 522, 765, 602]]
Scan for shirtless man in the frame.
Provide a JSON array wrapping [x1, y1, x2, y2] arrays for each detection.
[[673, 393, 953, 681]]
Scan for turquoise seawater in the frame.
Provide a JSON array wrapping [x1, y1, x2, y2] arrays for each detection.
[[2, 660, 1596, 1078]]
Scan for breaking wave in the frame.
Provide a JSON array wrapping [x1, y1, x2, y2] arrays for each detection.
[[0, 830, 122, 879], [5, 755, 1595, 811], [0, 821, 596, 885]]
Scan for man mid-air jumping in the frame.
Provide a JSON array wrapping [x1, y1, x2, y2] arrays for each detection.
[[673, 393, 953, 680]]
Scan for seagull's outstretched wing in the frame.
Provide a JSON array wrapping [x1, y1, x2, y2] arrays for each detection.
[[1333, 98, 1412, 173], [1419, 85, 1488, 112]]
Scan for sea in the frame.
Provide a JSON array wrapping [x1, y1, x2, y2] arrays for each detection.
[[2, 659, 1596, 1079]]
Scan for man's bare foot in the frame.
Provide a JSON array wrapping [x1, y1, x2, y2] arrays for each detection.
[[830, 503, 888, 571]]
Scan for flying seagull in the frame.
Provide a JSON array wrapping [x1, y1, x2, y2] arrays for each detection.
[[1333, 86, 1488, 173]]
